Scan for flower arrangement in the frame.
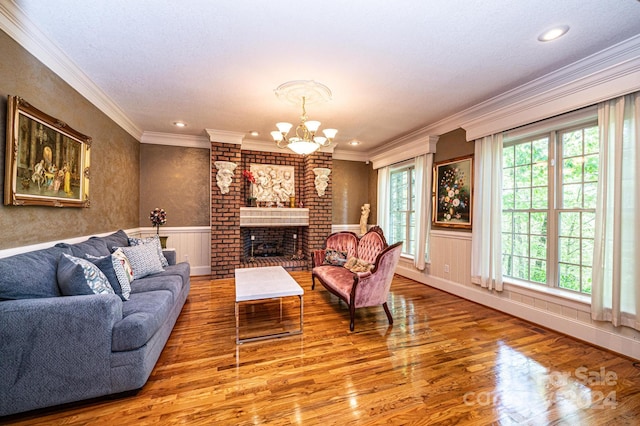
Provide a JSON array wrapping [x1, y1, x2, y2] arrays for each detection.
[[438, 167, 469, 221], [149, 207, 167, 235], [242, 170, 257, 206]]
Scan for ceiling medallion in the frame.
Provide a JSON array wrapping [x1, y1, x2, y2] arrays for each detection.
[[271, 80, 337, 155]]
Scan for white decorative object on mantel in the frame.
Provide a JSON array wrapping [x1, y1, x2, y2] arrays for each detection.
[[214, 161, 237, 194], [313, 167, 331, 197]]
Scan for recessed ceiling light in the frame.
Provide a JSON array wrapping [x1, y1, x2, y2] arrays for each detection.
[[250, 130, 259, 137], [538, 25, 570, 42], [348, 140, 360, 146], [173, 121, 187, 128]]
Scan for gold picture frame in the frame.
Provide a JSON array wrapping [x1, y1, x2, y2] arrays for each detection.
[[4, 96, 91, 207], [433, 155, 473, 229]]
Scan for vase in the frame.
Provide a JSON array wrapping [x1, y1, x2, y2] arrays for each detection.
[[159, 236, 168, 249]]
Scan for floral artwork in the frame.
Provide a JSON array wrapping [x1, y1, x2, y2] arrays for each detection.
[[433, 155, 473, 229]]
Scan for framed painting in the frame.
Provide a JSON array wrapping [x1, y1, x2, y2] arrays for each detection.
[[4, 96, 91, 207], [433, 155, 473, 229]]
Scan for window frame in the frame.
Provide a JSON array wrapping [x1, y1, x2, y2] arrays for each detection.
[[388, 161, 415, 257], [501, 107, 598, 295]]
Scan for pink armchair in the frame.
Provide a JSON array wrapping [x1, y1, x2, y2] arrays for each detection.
[[312, 227, 403, 331]]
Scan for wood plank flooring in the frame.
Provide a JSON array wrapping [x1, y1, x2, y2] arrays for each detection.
[[4, 273, 640, 425]]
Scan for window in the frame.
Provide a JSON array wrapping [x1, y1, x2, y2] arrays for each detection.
[[502, 114, 598, 295], [389, 163, 415, 255]]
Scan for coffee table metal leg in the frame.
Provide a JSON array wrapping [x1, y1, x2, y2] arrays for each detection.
[[235, 301, 239, 344]]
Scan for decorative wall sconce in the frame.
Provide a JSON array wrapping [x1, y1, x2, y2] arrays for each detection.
[[214, 161, 237, 194], [313, 167, 331, 197]]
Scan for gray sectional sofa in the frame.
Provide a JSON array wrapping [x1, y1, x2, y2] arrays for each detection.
[[0, 230, 190, 416]]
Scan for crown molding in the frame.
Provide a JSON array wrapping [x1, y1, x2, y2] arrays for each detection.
[[0, 2, 143, 141], [381, 34, 640, 149], [141, 131, 210, 149], [205, 129, 245, 144], [370, 135, 438, 170], [332, 149, 369, 162]]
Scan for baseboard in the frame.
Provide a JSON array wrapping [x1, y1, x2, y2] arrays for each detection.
[[395, 264, 640, 361]]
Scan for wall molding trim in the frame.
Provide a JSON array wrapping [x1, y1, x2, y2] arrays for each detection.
[[141, 131, 210, 149], [395, 266, 640, 361], [370, 134, 438, 170], [205, 129, 245, 145], [0, 2, 143, 141]]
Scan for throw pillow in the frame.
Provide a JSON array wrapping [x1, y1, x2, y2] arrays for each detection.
[[86, 254, 130, 301], [57, 253, 115, 296], [111, 248, 134, 296], [118, 243, 165, 280], [344, 257, 374, 273], [128, 235, 169, 267], [323, 248, 348, 266]]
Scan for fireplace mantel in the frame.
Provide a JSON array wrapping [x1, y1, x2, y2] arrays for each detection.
[[240, 207, 309, 227]]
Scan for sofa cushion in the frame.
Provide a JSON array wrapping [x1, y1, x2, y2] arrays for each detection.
[[323, 248, 348, 266], [128, 235, 169, 267], [86, 254, 129, 300], [131, 274, 182, 303], [95, 229, 130, 252], [57, 238, 110, 258], [57, 254, 115, 296], [0, 246, 72, 300], [117, 244, 165, 280], [111, 290, 174, 351]]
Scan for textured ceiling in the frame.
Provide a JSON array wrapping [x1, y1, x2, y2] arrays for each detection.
[[12, 0, 640, 154]]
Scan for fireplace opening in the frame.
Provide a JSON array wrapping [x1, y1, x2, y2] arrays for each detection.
[[240, 227, 308, 271]]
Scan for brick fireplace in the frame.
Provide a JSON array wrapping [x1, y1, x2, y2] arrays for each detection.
[[210, 135, 332, 279]]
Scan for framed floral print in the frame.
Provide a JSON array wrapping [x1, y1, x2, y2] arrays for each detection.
[[433, 155, 473, 229], [4, 96, 91, 207]]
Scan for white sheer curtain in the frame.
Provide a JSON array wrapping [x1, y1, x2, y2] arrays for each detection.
[[471, 133, 503, 291], [413, 154, 433, 270], [377, 166, 390, 233], [591, 92, 640, 331]]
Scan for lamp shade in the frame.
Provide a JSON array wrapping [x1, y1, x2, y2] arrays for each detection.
[[323, 128, 338, 139], [287, 138, 320, 155], [270, 130, 284, 142], [305, 120, 321, 133], [276, 122, 293, 134]]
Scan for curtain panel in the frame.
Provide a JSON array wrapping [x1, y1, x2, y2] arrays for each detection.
[[471, 134, 504, 291], [591, 91, 640, 331]]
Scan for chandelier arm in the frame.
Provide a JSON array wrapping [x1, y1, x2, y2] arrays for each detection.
[[276, 139, 289, 149]]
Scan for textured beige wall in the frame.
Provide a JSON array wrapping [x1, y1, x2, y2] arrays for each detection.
[[0, 30, 140, 249], [332, 160, 374, 225], [434, 128, 473, 162], [139, 144, 210, 227]]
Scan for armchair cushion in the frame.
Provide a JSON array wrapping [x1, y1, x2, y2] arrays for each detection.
[[344, 257, 373, 273], [323, 248, 348, 266]]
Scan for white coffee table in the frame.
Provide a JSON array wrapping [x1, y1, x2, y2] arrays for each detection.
[[234, 266, 304, 344]]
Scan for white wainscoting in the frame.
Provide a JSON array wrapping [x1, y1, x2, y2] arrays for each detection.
[[396, 229, 640, 360], [1, 227, 212, 276], [138, 226, 211, 276]]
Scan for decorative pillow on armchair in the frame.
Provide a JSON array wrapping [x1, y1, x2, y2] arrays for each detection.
[[344, 257, 373, 273], [323, 249, 348, 266]]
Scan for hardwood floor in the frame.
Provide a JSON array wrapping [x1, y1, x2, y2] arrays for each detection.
[[4, 273, 640, 425]]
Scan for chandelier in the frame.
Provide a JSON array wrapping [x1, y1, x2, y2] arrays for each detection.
[[271, 80, 338, 155]]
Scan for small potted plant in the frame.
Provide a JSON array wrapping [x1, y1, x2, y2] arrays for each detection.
[[242, 169, 257, 207], [149, 207, 168, 248]]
